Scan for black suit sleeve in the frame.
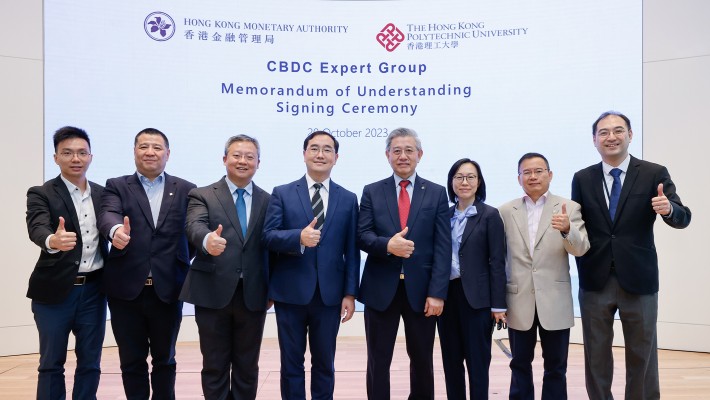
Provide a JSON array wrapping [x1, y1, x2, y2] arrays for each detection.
[[658, 166, 691, 229]]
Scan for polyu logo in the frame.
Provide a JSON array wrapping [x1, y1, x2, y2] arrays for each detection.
[[376, 23, 404, 52]]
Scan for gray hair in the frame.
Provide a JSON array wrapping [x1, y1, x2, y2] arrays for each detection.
[[385, 127, 422, 151], [224, 134, 260, 158]]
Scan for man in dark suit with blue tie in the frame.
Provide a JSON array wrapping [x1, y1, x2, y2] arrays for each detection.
[[572, 111, 691, 400], [358, 127, 451, 400], [263, 131, 360, 400], [99, 128, 196, 399], [26, 126, 108, 400], [180, 134, 271, 400]]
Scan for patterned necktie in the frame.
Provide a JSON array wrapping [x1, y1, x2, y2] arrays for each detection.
[[312, 183, 325, 230], [608, 168, 622, 222], [398, 180, 411, 229], [235, 188, 247, 236]]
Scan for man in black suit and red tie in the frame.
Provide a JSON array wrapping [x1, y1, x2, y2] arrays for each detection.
[[99, 128, 196, 399], [180, 134, 271, 400], [357, 127, 451, 400], [26, 126, 108, 400], [572, 111, 691, 400]]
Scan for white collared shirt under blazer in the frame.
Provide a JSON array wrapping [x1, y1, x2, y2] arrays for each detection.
[[498, 192, 590, 331]]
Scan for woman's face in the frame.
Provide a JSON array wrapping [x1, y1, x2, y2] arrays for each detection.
[[453, 162, 479, 203]]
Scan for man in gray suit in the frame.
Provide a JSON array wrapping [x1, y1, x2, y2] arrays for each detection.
[[180, 135, 270, 400], [499, 153, 589, 400]]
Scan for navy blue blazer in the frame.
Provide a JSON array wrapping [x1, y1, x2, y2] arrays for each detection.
[[357, 175, 451, 312], [451, 201, 507, 310], [263, 176, 360, 306], [572, 156, 691, 295], [26, 176, 109, 303], [99, 172, 196, 303]]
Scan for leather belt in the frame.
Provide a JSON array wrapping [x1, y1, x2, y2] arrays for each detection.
[[145, 278, 153, 286], [74, 269, 102, 285]]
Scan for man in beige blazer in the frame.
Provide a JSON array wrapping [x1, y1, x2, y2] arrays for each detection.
[[499, 153, 589, 400]]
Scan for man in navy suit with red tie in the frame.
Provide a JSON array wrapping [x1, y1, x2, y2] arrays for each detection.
[[263, 131, 360, 400], [358, 127, 451, 400], [99, 128, 196, 399]]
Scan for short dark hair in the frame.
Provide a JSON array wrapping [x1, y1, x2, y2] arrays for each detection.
[[517, 152, 550, 172], [53, 126, 90, 152], [134, 128, 169, 149], [447, 158, 487, 203], [592, 111, 632, 136], [303, 131, 339, 154], [224, 134, 261, 158]]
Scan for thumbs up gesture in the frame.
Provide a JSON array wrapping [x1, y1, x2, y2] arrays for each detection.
[[551, 203, 571, 234], [112, 216, 131, 250], [49, 216, 77, 251], [387, 226, 415, 258], [206, 224, 227, 256], [651, 183, 671, 216], [300, 218, 321, 248]]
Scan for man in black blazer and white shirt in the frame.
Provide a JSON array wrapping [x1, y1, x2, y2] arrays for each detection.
[[572, 111, 691, 400], [26, 126, 108, 399]]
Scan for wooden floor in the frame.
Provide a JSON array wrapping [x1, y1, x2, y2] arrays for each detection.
[[1, 338, 710, 399]]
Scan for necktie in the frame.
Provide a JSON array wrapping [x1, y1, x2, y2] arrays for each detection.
[[398, 180, 411, 229], [608, 168, 622, 222], [312, 183, 325, 230], [235, 188, 247, 236]]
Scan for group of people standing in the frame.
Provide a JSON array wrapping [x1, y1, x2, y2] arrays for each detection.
[[26, 110, 690, 400]]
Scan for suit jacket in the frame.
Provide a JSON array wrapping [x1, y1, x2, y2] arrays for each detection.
[[357, 175, 451, 312], [499, 193, 589, 331], [572, 156, 691, 295], [99, 172, 196, 303], [262, 176, 359, 306], [26, 175, 109, 303], [179, 178, 270, 311], [452, 202, 507, 310]]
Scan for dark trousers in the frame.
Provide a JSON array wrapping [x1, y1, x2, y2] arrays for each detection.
[[195, 280, 267, 400], [108, 286, 183, 400], [32, 281, 106, 400], [437, 278, 494, 400], [365, 281, 437, 400], [580, 273, 659, 400], [274, 287, 341, 400], [508, 310, 570, 400]]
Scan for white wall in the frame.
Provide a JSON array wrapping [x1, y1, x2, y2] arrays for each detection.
[[1, 0, 708, 356]]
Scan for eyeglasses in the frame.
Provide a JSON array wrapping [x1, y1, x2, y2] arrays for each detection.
[[596, 128, 627, 138], [307, 146, 334, 155], [453, 174, 478, 183], [389, 147, 418, 157], [519, 168, 548, 178], [58, 151, 91, 160]]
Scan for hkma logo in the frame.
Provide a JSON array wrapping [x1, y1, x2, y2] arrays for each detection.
[[376, 23, 404, 52], [144, 12, 175, 41]]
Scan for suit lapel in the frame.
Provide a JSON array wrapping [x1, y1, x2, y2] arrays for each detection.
[[592, 163, 614, 228], [511, 199, 531, 255], [52, 176, 81, 230], [383, 177, 401, 229], [614, 156, 641, 224], [407, 176, 426, 229], [460, 205, 481, 246], [127, 173, 155, 230], [321, 180, 341, 237], [296, 176, 314, 224], [245, 183, 267, 242], [214, 179, 244, 243], [534, 196, 558, 249], [154, 173, 176, 231]]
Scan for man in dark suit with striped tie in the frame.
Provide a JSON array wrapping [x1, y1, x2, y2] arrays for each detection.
[[263, 131, 360, 400]]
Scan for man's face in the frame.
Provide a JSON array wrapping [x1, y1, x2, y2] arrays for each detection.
[[518, 157, 553, 199], [386, 136, 422, 179], [224, 140, 259, 186], [134, 133, 170, 179], [54, 138, 92, 182], [593, 115, 633, 163], [303, 134, 338, 179]]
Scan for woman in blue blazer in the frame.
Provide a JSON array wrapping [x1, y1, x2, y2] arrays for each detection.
[[437, 158, 507, 400]]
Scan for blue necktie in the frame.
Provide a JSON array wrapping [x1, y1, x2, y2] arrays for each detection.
[[608, 168, 622, 222], [236, 188, 247, 236]]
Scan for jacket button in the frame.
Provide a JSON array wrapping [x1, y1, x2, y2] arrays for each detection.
[[611, 235, 616, 239], [531, 289, 535, 293], [74, 261, 79, 265]]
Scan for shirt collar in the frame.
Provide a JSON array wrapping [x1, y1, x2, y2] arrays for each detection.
[[60, 175, 91, 196], [523, 191, 549, 206], [137, 171, 165, 185], [602, 154, 631, 175], [305, 174, 330, 193], [225, 176, 253, 196], [393, 172, 417, 186]]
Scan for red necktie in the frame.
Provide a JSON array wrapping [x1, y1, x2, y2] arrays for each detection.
[[398, 180, 411, 229]]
